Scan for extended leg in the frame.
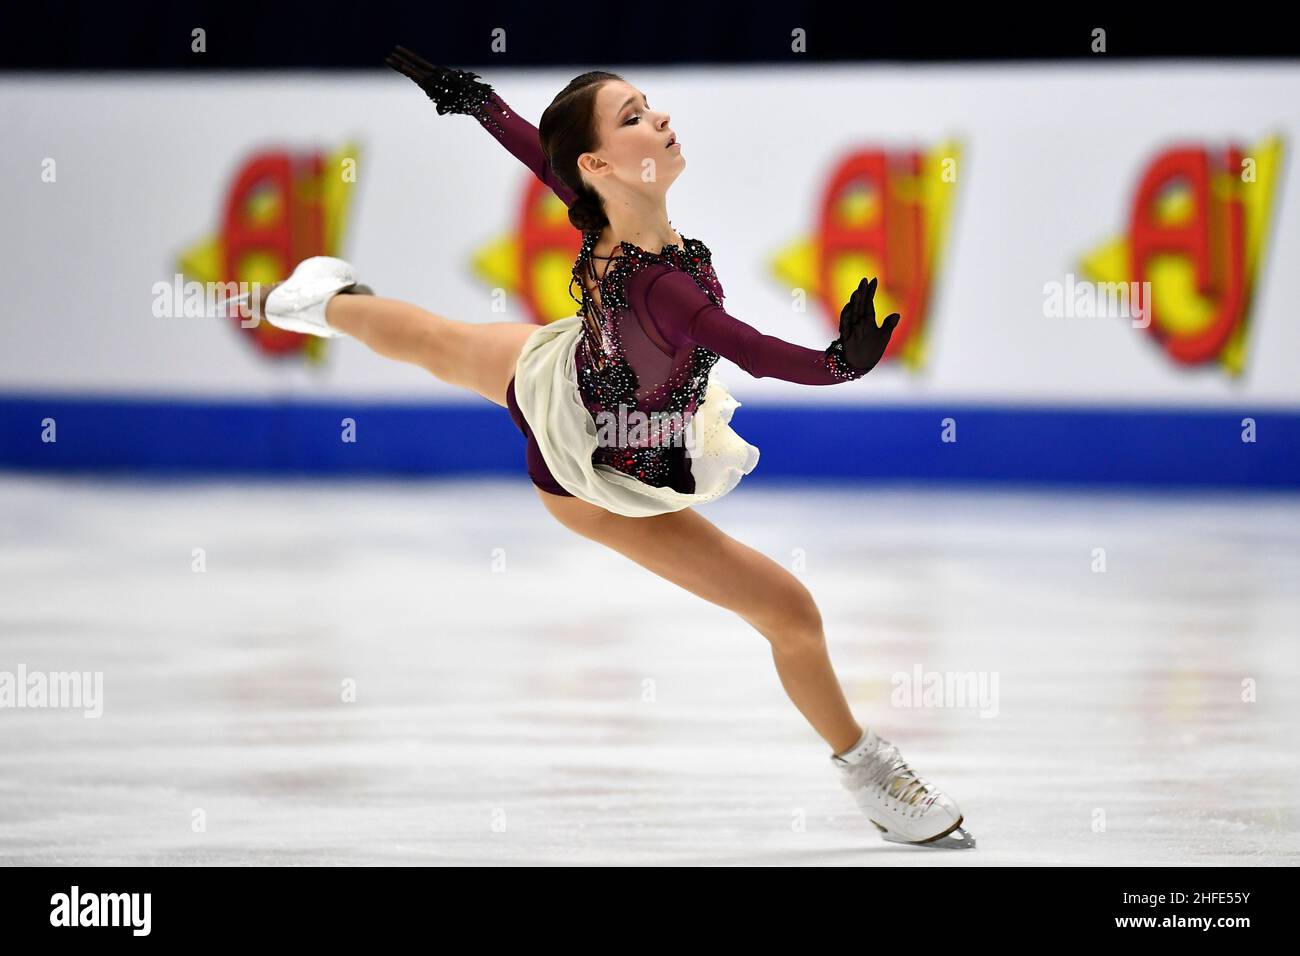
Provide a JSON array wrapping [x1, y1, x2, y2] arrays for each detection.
[[324, 294, 537, 409], [248, 265, 536, 409], [536, 489, 864, 754], [534, 489, 976, 848]]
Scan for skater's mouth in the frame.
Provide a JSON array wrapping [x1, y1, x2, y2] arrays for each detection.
[[665, 134, 678, 149]]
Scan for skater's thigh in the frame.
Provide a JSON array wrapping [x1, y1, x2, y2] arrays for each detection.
[[441, 320, 538, 409], [535, 489, 819, 635]]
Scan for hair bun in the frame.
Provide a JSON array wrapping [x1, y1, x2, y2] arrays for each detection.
[[567, 191, 607, 232]]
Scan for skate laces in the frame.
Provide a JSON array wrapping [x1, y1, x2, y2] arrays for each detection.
[[858, 741, 938, 811]]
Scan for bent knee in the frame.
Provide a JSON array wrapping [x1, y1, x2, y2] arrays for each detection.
[[749, 580, 824, 649]]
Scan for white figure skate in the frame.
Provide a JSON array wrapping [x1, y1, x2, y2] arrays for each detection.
[[831, 727, 976, 849], [217, 257, 371, 338], [260, 256, 365, 338]]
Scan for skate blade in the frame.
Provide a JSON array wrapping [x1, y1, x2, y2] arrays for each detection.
[[214, 291, 252, 316], [214, 291, 275, 324], [871, 816, 977, 849]]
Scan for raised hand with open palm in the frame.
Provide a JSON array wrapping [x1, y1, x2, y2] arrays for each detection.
[[837, 277, 900, 373]]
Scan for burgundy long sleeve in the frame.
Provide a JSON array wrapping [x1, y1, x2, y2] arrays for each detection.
[[472, 92, 577, 208], [631, 265, 870, 385]]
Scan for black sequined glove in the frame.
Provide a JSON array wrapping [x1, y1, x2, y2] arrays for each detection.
[[836, 277, 900, 374], [384, 45, 494, 118]]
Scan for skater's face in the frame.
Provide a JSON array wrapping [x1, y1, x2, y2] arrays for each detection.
[[578, 80, 684, 197]]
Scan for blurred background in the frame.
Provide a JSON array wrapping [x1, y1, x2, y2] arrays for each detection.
[[1, 7, 1297, 866]]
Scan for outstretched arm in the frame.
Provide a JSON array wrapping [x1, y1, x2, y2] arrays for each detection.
[[637, 267, 899, 385], [386, 47, 577, 208], [476, 90, 578, 208]]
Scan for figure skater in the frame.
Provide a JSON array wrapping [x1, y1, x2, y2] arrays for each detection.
[[240, 47, 975, 849]]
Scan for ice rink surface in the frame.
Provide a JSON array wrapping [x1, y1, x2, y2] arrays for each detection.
[[1, 474, 1296, 866]]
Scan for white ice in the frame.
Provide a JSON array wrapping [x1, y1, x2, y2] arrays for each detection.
[[1, 474, 1297, 865]]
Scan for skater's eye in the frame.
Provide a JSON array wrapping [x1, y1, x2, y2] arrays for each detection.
[[622, 94, 650, 125]]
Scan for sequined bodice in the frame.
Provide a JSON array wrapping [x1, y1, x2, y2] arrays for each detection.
[[570, 229, 723, 490]]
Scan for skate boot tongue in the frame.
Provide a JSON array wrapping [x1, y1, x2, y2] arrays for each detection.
[[838, 730, 937, 810], [870, 745, 937, 810]]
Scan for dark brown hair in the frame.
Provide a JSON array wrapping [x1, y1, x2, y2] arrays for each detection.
[[539, 71, 624, 233]]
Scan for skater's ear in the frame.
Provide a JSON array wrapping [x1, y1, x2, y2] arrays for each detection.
[[577, 151, 606, 176]]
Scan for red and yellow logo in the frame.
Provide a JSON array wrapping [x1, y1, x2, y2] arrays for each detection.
[[474, 178, 585, 326], [1081, 137, 1283, 374], [178, 143, 360, 362], [771, 143, 962, 371]]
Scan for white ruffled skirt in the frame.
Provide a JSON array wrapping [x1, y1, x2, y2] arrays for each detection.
[[512, 315, 761, 517]]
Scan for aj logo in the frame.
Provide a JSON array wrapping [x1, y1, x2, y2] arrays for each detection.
[[771, 144, 962, 372], [177, 143, 361, 363], [1081, 137, 1283, 374]]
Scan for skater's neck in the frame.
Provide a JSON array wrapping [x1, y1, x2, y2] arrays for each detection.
[[598, 194, 680, 255]]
